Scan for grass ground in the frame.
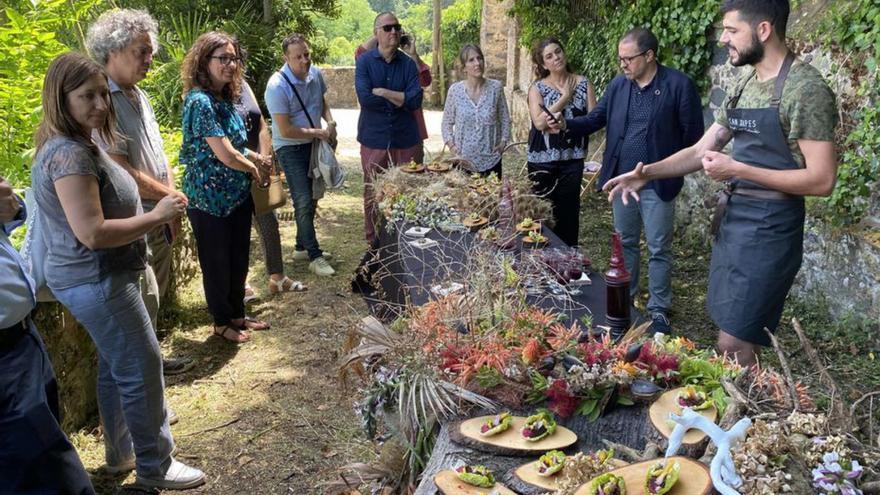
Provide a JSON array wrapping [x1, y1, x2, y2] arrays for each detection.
[[68, 116, 879, 493]]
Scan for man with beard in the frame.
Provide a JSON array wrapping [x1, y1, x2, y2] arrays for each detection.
[[595, 0, 838, 366], [558, 27, 704, 335], [87, 10, 194, 378]]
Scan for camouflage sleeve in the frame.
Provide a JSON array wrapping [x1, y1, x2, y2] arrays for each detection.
[[714, 102, 729, 129], [785, 78, 838, 142]]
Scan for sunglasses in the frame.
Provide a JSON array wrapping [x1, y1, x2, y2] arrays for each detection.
[[380, 23, 402, 33]]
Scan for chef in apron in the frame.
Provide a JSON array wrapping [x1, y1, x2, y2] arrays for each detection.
[[594, 0, 839, 366]]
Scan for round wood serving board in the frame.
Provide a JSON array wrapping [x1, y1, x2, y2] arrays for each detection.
[[434, 470, 517, 495], [573, 456, 712, 495], [449, 415, 578, 456], [510, 457, 629, 493], [648, 388, 717, 445]]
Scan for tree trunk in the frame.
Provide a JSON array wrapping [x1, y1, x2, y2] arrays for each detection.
[[431, 0, 442, 106], [262, 0, 273, 25]]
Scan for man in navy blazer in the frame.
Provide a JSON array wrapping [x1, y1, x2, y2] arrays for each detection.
[[557, 27, 704, 334]]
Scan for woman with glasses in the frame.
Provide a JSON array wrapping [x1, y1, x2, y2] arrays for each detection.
[[31, 52, 204, 489], [526, 37, 597, 246], [442, 44, 511, 177], [180, 31, 269, 343]]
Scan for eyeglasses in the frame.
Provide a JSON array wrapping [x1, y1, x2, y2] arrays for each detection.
[[380, 23, 402, 33], [210, 55, 241, 66], [618, 50, 648, 66]]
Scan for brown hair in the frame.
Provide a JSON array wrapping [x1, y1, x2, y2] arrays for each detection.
[[181, 31, 243, 101], [35, 51, 116, 153], [531, 37, 572, 80], [458, 44, 484, 70]]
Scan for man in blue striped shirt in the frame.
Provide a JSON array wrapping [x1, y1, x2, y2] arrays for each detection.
[[0, 177, 94, 493]]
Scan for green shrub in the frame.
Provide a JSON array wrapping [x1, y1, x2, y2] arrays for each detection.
[[440, 0, 481, 73]]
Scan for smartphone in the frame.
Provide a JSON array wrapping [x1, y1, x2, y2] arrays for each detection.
[[539, 104, 559, 123]]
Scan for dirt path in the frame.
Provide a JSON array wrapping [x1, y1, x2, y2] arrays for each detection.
[[73, 109, 446, 494]]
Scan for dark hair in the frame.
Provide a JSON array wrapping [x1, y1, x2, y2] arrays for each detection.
[[282, 33, 308, 54], [620, 27, 659, 57], [35, 51, 117, 152], [531, 37, 573, 80], [181, 31, 243, 101], [458, 44, 484, 69], [721, 0, 789, 40]]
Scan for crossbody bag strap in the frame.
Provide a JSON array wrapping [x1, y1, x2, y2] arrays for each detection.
[[279, 71, 316, 128]]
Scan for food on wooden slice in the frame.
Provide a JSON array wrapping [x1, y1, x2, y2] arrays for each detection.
[[645, 460, 680, 494], [585, 472, 627, 495], [480, 411, 513, 436], [456, 464, 495, 488], [521, 409, 557, 441], [536, 450, 566, 476]]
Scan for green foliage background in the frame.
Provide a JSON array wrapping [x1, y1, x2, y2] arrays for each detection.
[[510, 0, 718, 94], [813, 1, 880, 224]]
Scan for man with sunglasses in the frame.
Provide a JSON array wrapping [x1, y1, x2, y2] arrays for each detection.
[[553, 27, 704, 336], [355, 12, 424, 248]]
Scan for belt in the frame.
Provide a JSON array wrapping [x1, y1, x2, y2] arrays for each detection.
[[709, 183, 799, 238]]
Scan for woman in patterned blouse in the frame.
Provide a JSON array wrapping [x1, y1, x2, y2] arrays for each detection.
[[526, 37, 597, 246], [180, 31, 270, 343], [441, 44, 511, 177]]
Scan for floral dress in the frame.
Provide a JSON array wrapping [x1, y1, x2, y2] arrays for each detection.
[[180, 89, 251, 217]]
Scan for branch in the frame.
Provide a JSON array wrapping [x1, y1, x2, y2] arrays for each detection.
[[177, 417, 241, 438], [791, 317, 851, 427], [764, 328, 800, 413]]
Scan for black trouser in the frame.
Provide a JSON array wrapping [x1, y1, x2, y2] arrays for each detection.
[[0, 319, 95, 494], [187, 197, 253, 326], [479, 159, 503, 178], [527, 158, 583, 246]]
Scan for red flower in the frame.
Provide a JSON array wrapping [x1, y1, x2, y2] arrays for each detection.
[[545, 380, 579, 418], [634, 342, 679, 382]]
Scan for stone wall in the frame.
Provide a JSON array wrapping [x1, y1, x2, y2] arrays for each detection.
[[480, 0, 513, 82], [33, 303, 98, 432], [321, 66, 359, 109], [489, 2, 880, 323]]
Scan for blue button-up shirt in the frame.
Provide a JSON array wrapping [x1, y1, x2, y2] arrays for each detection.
[[1, 198, 36, 328], [355, 48, 423, 150], [617, 77, 658, 175]]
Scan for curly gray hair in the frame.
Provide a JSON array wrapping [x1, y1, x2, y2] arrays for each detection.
[[86, 9, 158, 65]]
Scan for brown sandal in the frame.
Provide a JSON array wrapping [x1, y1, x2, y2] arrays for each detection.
[[232, 316, 270, 331], [214, 325, 250, 343]]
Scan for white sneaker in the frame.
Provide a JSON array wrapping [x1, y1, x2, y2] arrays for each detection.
[[136, 459, 206, 490], [309, 256, 335, 276], [293, 249, 332, 261]]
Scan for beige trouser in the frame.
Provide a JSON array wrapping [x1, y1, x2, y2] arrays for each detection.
[[138, 225, 173, 333]]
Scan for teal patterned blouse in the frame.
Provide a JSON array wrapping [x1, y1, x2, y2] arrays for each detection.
[[180, 89, 251, 217]]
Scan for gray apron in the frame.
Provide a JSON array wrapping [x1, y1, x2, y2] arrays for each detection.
[[707, 53, 805, 346]]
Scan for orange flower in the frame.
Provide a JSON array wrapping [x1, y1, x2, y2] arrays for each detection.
[[611, 360, 639, 377], [521, 338, 542, 364]]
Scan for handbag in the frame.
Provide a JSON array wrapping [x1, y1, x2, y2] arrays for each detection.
[[19, 187, 55, 302], [279, 71, 347, 190], [251, 163, 287, 216]]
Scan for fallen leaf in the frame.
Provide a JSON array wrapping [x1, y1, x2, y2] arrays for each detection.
[[317, 404, 330, 411]]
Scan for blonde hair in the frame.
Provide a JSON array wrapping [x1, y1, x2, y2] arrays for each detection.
[[35, 51, 116, 153], [181, 31, 243, 101]]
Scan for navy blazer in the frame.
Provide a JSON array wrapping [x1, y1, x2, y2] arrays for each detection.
[[566, 64, 704, 201]]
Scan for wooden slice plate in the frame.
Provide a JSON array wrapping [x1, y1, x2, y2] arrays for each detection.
[[648, 387, 717, 445], [427, 162, 452, 172], [515, 222, 542, 233], [511, 457, 628, 493], [574, 456, 711, 495], [401, 164, 426, 173], [462, 216, 489, 229], [434, 470, 517, 495], [450, 415, 577, 455]]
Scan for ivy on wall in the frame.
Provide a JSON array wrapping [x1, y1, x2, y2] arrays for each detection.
[[509, 0, 718, 94], [815, 1, 879, 225]]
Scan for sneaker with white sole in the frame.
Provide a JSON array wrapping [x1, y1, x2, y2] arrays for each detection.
[[293, 249, 332, 261], [309, 256, 335, 276], [136, 459, 205, 490]]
